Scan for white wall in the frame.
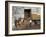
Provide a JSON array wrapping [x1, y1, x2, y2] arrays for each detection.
[[0, 0, 46, 37]]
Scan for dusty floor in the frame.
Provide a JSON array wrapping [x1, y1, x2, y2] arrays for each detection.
[[12, 24, 40, 30]]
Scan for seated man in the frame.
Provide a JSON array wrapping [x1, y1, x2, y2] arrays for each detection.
[[15, 17, 32, 30]]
